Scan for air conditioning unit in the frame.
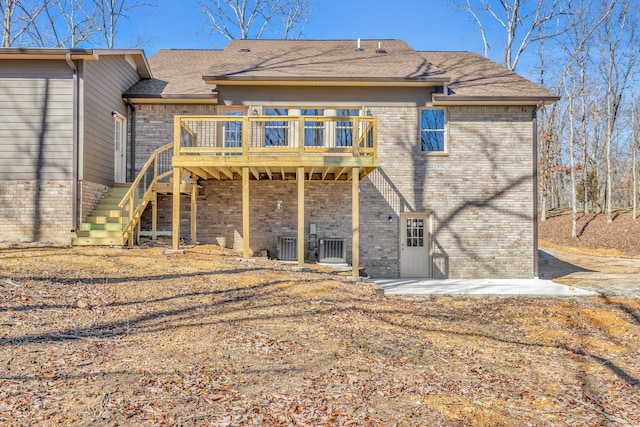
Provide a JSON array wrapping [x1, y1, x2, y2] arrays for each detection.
[[277, 236, 297, 261], [319, 238, 346, 263]]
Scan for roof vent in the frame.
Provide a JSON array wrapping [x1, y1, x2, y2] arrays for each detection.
[[375, 42, 386, 54], [355, 38, 363, 52], [239, 47, 251, 52]]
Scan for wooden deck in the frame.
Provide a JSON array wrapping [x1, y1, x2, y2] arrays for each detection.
[[172, 115, 378, 182]]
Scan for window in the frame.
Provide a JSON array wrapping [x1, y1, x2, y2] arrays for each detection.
[[406, 218, 425, 247], [301, 108, 323, 146], [264, 108, 289, 146], [336, 108, 360, 147], [223, 110, 243, 147], [420, 108, 446, 153]]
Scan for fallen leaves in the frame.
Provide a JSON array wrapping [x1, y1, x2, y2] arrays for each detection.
[[1, 242, 639, 425]]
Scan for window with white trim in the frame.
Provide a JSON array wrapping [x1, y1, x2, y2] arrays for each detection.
[[420, 108, 446, 153]]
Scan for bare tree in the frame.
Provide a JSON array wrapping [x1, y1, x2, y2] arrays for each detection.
[[34, 0, 96, 47], [633, 99, 639, 219], [200, 0, 311, 41], [456, 0, 571, 71], [597, 0, 638, 222], [93, 0, 152, 48], [1, 0, 50, 47]]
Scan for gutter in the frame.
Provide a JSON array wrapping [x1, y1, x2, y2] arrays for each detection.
[[124, 98, 136, 181], [65, 53, 80, 233]]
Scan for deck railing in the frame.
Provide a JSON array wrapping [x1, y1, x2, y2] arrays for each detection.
[[118, 143, 173, 245], [174, 115, 377, 160]]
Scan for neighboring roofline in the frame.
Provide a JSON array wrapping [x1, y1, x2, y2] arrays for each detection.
[[0, 47, 152, 79], [93, 49, 152, 79], [204, 77, 449, 87], [0, 48, 95, 60], [433, 94, 560, 106]]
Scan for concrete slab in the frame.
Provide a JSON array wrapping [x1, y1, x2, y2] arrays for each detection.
[[374, 278, 599, 296]]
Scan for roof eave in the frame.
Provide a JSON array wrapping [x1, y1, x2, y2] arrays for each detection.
[[124, 94, 219, 104], [0, 48, 96, 60], [204, 76, 450, 87], [433, 94, 560, 106]]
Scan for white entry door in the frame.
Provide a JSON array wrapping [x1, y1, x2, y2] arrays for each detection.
[[400, 213, 432, 277], [114, 114, 126, 183]]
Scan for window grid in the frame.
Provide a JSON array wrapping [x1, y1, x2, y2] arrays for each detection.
[[406, 218, 425, 247]]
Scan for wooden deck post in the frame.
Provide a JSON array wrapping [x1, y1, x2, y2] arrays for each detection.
[[151, 191, 157, 240], [190, 182, 197, 245], [172, 167, 181, 250], [352, 167, 359, 278], [242, 167, 250, 259], [297, 166, 305, 267]]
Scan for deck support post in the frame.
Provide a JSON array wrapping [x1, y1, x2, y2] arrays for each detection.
[[297, 166, 305, 267], [172, 167, 181, 250], [190, 182, 197, 245], [352, 167, 360, 278], [151, 191, 157, 240], [242, 167, 250, 259]]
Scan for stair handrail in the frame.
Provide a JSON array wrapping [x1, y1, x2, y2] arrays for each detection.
[[118, 143, 173, 244]]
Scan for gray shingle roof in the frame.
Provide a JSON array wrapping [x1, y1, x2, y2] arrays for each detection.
[[124, 49, 224, 97], [421, 51, 557, 100], [203, 39, 446, 82], [124, 39, 558, 102]]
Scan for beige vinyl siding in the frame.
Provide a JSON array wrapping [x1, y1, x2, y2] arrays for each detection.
[[220, 86, 433, 107], [0, 60, 74, 180], [82, 55, 140, 184]]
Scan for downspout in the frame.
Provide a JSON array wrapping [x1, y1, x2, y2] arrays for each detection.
[[125, 98, 136, 182], [532, 104, 540, 278], [66, 53, 80, 232]]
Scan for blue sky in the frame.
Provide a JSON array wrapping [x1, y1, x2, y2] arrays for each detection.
[[123, 0, 543, 81], [128, 0, 483, 56]]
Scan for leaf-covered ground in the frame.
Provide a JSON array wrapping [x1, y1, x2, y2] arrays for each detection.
[[539, 210, 640, 257], [1, 242, 639, 426]]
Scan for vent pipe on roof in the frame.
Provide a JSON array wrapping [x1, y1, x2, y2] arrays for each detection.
[[376, 41, 387, 54], [356, 38, 363, 52]]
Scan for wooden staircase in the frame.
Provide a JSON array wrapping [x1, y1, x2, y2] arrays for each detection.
[[71, 143, 175, 247], [71, 185, 130, 246]]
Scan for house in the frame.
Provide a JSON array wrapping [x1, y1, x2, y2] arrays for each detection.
[[0, 40, 558, 279], [0, 48, 150, 242]]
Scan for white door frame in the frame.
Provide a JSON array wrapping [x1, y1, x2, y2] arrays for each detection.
[[114, 112, 127, 183], [400, 212, 433, 277]]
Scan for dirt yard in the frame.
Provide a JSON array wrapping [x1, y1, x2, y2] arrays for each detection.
[[1, 240, 639, 426]]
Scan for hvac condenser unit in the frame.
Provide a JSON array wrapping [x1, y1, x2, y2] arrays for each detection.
[[318, 238, 346, 263], [277, 236, 297, 261]]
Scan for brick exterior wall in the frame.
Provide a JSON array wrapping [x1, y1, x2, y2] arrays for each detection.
[[134, 104, 536, 279], [80, 181, 109, 222], [134, 104, 214, 175], [0, 180, 74, 242], [144, 180, 353, 260]]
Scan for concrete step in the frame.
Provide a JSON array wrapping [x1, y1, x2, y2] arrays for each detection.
[[71, 236, 125, 246]]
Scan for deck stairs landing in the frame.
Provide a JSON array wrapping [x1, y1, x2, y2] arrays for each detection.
[[71, 185, 129, 246]]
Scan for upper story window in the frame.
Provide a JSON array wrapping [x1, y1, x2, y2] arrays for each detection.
[[264, 108, 289, 146], [336, 108, 360, 147], [301, 108, 324, 146], [420, 108, 447, 154]]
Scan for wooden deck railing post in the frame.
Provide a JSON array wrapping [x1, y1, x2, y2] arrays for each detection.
[[242, 116, 249, 159], [352, 117, 360, 157]]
